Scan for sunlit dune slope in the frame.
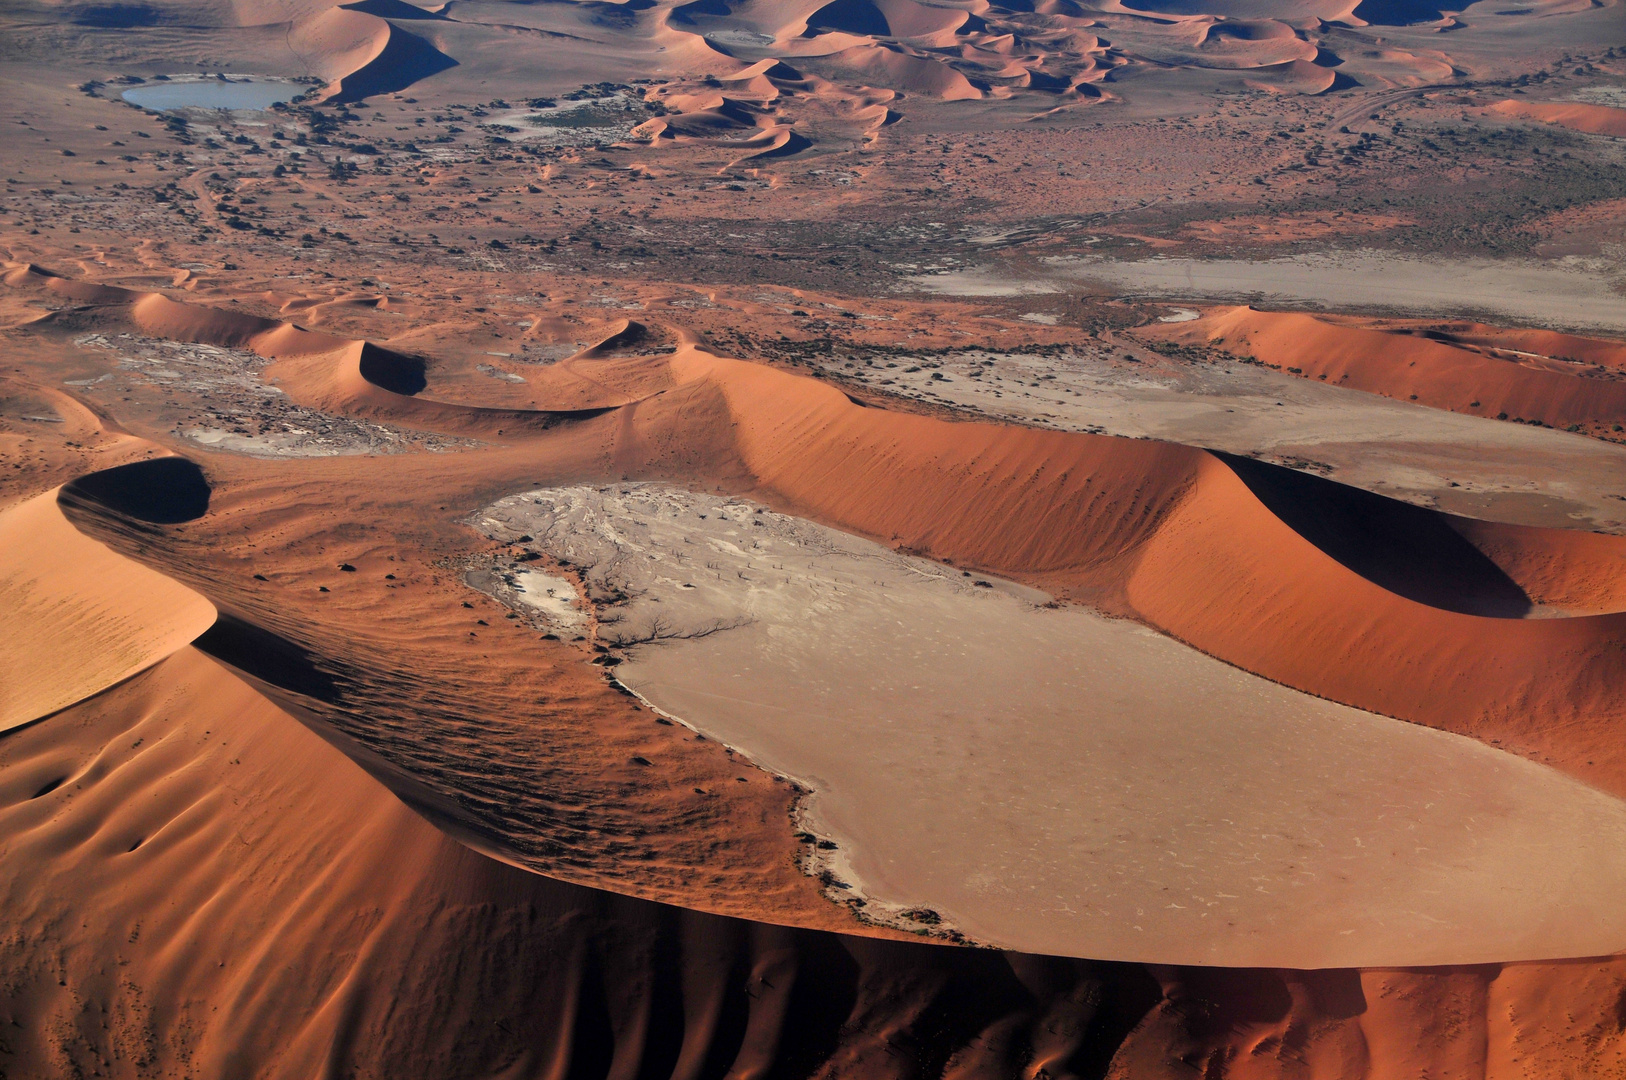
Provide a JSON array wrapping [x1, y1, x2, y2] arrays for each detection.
[[16, 268, 1626, 796], [625, 346, 1626, 793], [1491, 98, 1626, 138], [0, 467, 215, 731], [0, 635, 1170, 1079], [1143, 305, 1626, 434]]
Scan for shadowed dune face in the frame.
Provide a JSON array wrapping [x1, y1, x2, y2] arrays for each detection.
[[71, 1, 166, 25], [326, 19, 458, 102], [1350, 0, 1444, 23], [1214, 452, 1537, 617], [355, 341, 429, 396], [59, 456, 211, 525]]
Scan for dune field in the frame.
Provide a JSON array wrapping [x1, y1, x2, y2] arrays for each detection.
[[3, 0, 1626, 1074]]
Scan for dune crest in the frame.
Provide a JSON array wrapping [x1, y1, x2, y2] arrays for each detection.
[[6, 264, 608, 437]]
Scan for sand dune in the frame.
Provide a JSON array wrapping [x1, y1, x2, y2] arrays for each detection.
[[18, 266, 1626, 798], [264, 340, 615, 434], [0, 466, 215, 732], [0, 642, 1172, 1079], [17, 265, 1626, 797], [42, 0, 1614, 145], [8, 0, 1626, 1063], [590, 344, 1626, 795], [8, 265, 608, 437], [12, 466, 1626, 1075], [1144, 305, 1626, 434], [1491, 98, 1626, 138]]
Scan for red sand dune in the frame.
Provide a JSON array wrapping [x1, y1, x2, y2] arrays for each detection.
[[621, 346, 1626, 795], [1144, 305, 1626, 432], [0, 642, 1164, 1079], [14, 610, 1626, 1079], [9, 449, 1626, 1078], [1491, 98, 1626, 138], [16, 350, 1626, 1080], [16, 268, 1626, 810], [7, 264, 606, 437]]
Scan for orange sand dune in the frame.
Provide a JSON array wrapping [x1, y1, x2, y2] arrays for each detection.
[[1146, 305, 1626, 432], [1422, 323, 1626, 368], [1491, 98, 1626, 138], [814, 44, 985, 99], [1192, 19, 1318, 69], [17, 267, 1626, 795], [0, 641, 1165, 1078], [8, 264, 607, 437], [15, 644, 1626, 1078], [14, 484, 1626, 1077], [0, 466, 215, 731], [24, 631, 1626, 1079], [264, 340, 614, 434], [583, 345, 1626, 794], [287, 3, 458, 101], [1241, 58, 1338, 94]]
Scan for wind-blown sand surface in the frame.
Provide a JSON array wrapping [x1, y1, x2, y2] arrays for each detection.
[[473, 483, 1626, 968], [0, 640, 1178, 1079], [5, 281, 1626, 1074]]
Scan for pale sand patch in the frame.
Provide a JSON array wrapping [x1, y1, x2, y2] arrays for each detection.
[[509, 567, 589, 630], [912, 253, 1626, 332], [476, 484, 1626, 968]]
